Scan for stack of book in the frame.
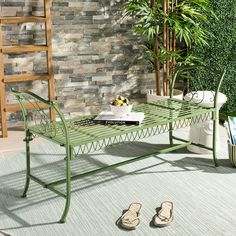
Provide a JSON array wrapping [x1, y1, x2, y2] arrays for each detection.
[[225, 116, 236, 167], [93, 111, 145, 125], [225, 116, 236, 145]]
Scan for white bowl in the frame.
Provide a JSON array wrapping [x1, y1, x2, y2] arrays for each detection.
[[110, 104, 133, 118]]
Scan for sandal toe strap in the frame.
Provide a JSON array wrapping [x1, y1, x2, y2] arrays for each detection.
[[122, 212, 139, 224], [158, 214, 170, 222], [158, 209, 173, 222]]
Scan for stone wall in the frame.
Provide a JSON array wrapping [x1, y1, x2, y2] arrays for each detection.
[[1, 0, 155, 120]]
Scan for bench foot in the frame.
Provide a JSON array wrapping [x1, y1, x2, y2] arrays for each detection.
[[59, 189, 71, 223], [59, 219, 66, 224], [21, 177, 30, 198]]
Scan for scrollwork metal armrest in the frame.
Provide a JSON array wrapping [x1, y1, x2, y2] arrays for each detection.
[[11, 88, 71, 144]]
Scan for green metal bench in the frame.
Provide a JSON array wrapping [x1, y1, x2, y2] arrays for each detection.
[[12, 70, 226, 223]]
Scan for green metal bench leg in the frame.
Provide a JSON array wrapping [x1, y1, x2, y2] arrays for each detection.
[[169, 123, 173, 146], [212, 118, 218, 167], [22, 130, 32, 198], [59, 145, 72, 223], [212, 69, 226, 167]]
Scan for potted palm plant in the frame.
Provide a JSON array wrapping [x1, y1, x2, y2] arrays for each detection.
[[122, 0, 214, 100]]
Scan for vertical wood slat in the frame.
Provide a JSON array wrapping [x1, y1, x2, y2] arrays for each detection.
[[151, 0, 161, 96], [166, 0, 170, 95], [173, 0, 177, 65], [167, 0, 171, 95], [167, 0, 172, 95], [0, 22, 7, 137], [163, 0, 167, 96], [44, 0, 56, 120], [167, 0, 177, 95]]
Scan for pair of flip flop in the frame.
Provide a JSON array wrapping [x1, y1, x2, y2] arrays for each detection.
[[117, 201, 173, 230]]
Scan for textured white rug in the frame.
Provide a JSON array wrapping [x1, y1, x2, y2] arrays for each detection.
[[0, 129, 235, 236]]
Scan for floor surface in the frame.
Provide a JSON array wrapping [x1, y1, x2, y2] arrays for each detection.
[[0, 126, 235, 236]]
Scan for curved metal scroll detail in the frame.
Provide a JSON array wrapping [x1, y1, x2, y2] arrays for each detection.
[[11, 89, 66, 138], [183, 69, 226, 107], [183, 90, 215, 105]]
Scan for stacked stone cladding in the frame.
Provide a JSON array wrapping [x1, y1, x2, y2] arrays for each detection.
[[1, 0, 155, 121]]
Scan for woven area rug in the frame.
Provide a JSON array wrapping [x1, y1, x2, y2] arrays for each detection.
[[0, 129, 236, 236]]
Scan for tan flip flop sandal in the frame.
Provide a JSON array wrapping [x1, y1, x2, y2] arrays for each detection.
[[154, 201, 173, 227], [119, 202, 142, 230]]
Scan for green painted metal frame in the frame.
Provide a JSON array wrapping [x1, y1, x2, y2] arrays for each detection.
[[11, 70, 226, 223]]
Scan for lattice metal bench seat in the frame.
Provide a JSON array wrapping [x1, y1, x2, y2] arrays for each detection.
[[11, 70, 226, 223], [29, 99, 213, 152]]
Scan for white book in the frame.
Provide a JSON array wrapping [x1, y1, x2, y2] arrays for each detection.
[[224, 122, 233, 144], [94, 111, 145, 125], [228, 116, 236, 145]]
